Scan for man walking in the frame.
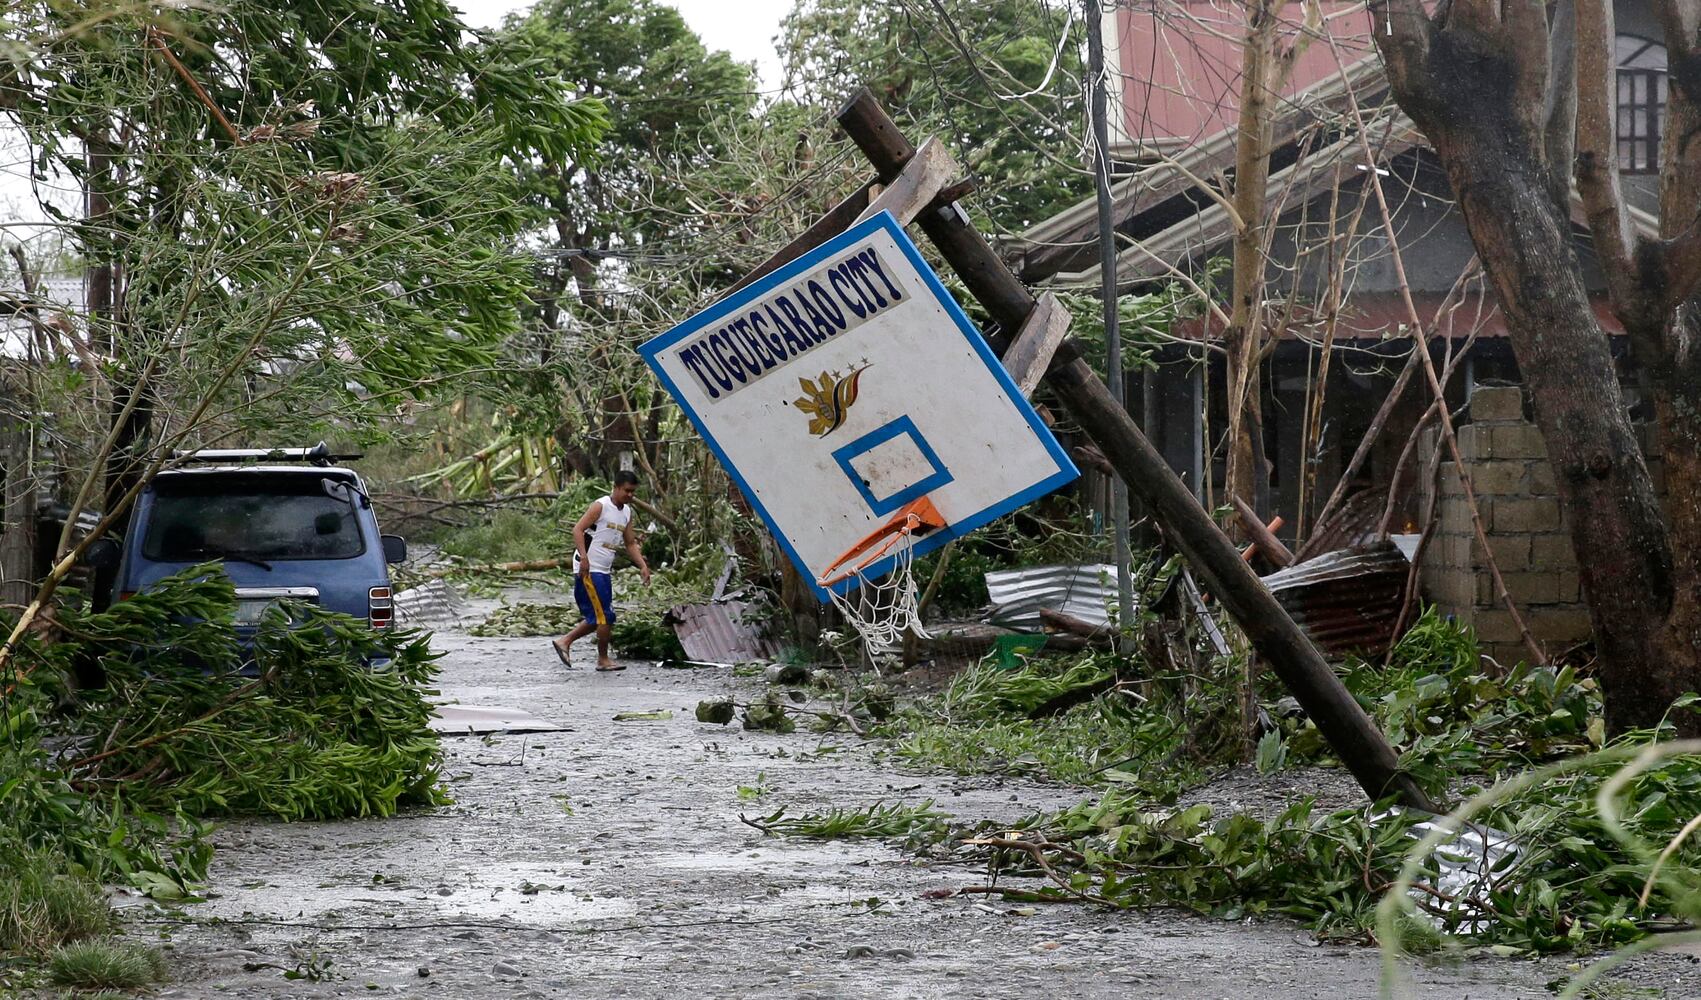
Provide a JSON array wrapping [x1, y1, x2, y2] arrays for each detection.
[[552, 471, 650, 671]]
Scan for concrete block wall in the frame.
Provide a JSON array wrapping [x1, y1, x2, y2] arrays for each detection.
[[1417, 385, 1662, 664]]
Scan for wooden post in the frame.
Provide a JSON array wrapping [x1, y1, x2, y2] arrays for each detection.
[[834, 88, 1434, 812], [0, 393, 35, 609]]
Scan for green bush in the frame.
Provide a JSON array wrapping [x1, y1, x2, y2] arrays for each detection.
[[47, 939, 166, 990]]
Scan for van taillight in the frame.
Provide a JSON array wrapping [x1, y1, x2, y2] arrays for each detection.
[[369, 587, 393, 628], [117, 592, 136, 602]]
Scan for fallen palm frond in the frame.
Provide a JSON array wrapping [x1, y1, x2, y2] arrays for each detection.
[[741, 800, 949, 841]]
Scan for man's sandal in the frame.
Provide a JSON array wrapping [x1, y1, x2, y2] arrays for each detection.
[[552, 640, 572, 667]]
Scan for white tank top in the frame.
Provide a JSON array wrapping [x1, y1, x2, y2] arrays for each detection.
[[574, 495, 631, 574]]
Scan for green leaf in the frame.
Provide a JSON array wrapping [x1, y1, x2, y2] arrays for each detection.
[[1255, 730, 1287, 775]]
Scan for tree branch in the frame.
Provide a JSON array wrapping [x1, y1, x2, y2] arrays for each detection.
[[1543, 0, 1579, 213], [1574, 0, 1651, 327], [1369, 0, 1437, 105]]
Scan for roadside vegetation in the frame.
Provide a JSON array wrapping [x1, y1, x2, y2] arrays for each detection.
[[0, 571, 444, 989], [738, 603, 1701, 971]]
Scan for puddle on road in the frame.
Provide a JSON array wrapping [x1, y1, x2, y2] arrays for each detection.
[[642, 841, 893, 875], [191, 860, 637, 927], [437, 887, 635, 924]]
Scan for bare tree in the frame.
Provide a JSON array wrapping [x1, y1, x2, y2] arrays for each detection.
[[1223, 0, 1320, 520]]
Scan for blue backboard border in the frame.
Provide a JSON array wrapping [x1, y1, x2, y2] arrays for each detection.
[[639, 211, 1079, 601]]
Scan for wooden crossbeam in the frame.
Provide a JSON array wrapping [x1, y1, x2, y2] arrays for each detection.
[[1002, 291, 1072, 400], [853, 136, 958, 226]]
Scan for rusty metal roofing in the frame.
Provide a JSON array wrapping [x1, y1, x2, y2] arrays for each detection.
[[1263, 541, 1410, 659], [666, 598, 785, 664], [985, 564, 1119, 632]]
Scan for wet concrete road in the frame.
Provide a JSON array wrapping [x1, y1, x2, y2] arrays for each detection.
[[131, 622, 1691, 998]]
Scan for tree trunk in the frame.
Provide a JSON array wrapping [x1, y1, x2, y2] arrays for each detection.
[[1369, 8, 1701, 732], [1650, 330, 1701, 721], [1423, 107, 1682, 732], [1222, 0, 1281, 523]]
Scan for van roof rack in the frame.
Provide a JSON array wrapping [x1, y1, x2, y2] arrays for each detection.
[[172, 442, 363, 467]]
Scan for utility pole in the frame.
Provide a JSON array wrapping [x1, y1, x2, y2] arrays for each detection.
[[832, 89, 1435, 813], [1086, 0, 1134, 636]]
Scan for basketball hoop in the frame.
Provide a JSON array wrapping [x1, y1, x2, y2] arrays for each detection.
[[639, 213, 1079, 664], [818, 497, 945, 657]]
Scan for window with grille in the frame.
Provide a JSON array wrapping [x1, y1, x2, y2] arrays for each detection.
[[1618, 36, 1668, 174]]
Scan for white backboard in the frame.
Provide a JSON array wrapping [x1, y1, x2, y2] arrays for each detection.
[[641, 211, 1078, 600]]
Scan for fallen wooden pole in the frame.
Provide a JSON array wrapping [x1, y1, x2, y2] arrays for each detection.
[[835, 88, 1434, 812], [1241, 514, 1284, 563], [1232, 496, 1296, 568], [1040, 607, 1114, 643]]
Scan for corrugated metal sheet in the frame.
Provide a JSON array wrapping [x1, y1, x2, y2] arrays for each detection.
[[985, 564, 1118, 631], [1263, 541, 1409, 658], [1294, 490, 1384, 562], [395, 579, 470, 626], [667, 598, 784, 664]]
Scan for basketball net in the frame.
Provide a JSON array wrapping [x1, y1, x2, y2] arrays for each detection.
[[824, 537, 929, 658], [817, 498, 944, 660]]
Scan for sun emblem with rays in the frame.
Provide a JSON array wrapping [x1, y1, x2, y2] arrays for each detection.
[[792, 365, 869, 437]]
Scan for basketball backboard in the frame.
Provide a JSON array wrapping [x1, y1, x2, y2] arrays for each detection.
[[641, 211, 1078, 600]]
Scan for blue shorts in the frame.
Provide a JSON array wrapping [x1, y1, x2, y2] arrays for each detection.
[[574, 571, 615, 626]]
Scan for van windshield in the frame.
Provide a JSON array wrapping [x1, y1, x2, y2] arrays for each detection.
[[142, 474, 364, 562]]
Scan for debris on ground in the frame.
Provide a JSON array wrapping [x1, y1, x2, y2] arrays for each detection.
[[742, 693, 798, 734], [985, 564, 1118, 631], [430, 704, 566, 735], [764, 661, 809, 685], [395, 578, 472, 626], [469, 602, 576, 637], [695, 697, 737, 724], [668, 598, 784, 663]]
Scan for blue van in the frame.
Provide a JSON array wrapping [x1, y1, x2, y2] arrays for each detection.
[[99, 444, 406, 638]]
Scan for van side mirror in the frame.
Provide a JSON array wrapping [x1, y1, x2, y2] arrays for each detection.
[[81, 538, 121, 570], [381, 534, 407, 564]]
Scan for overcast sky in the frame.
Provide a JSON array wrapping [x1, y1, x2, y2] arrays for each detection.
[[456, 0, 792, 87]]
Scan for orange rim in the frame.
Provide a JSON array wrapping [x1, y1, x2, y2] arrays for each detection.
[[817, 496, 946, 587]]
